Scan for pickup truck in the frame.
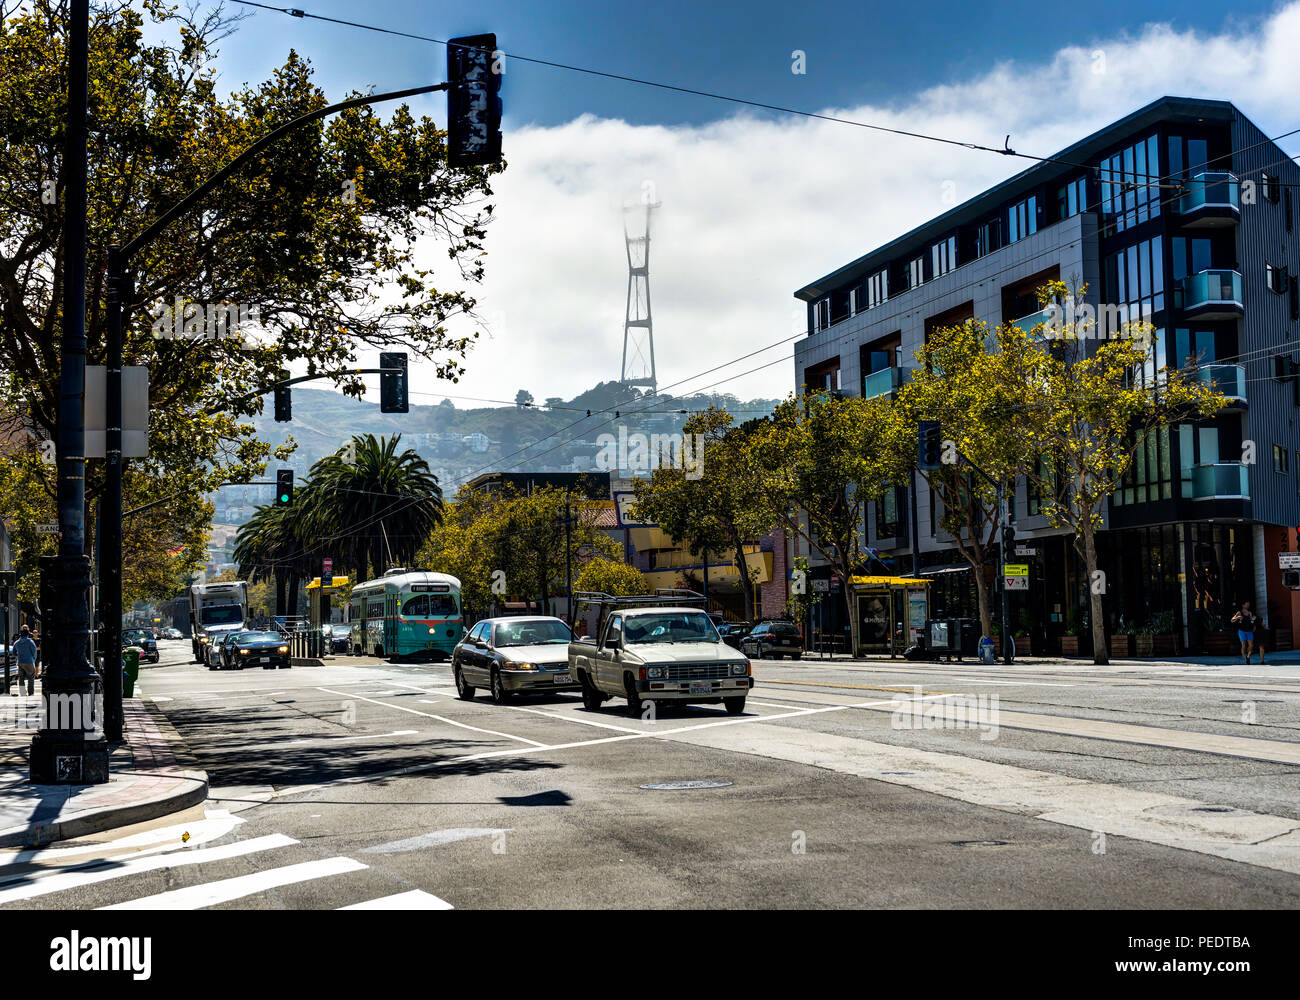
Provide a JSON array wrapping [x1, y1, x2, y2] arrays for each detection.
[[568, 595, 753, 717]]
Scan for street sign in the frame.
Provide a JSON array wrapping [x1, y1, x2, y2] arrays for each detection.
[[1004, 576, 1029, 591], [37, 523, 60, 535], [1279, 553, 1300, 569], [812, 579, 830, 593], [85, 365, 149, 458], [1004, 564, 1029, 576], [1014, 546, 1036, 557], [322, 557, 333, 580]]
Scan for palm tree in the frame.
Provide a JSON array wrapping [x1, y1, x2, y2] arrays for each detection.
[[233, 502, 314, 617], [304, 434, 444, 582]]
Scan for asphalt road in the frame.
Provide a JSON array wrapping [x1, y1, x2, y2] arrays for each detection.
[[4, 640, 1300, 909]]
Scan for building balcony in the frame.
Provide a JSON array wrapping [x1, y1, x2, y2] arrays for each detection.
[[1009, 307, 1055, 338], [1175, 269, 1243, 321], [1189, 462, 1249, 500], [862, 366, 912, 399], [1177, 172, 1241, 228], [1190, 363, 1247, 406]]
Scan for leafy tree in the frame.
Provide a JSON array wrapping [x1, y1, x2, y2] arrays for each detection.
[[753, 391, 904, 642], [0, 1, 499, 568], [515, 390, 534, 409], [892, 318, 1040, 638], [574, 557, 648, 597], [233, 501, 312, 615], [1013, 281, 1225, 664], [416, 486, 498, 617], [630, 406, 778, 620]]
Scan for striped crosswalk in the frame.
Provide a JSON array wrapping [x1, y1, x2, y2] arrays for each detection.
[[0, 825, 457, 911]]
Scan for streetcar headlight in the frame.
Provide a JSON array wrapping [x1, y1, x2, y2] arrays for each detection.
[[428, 627, 437, 635]]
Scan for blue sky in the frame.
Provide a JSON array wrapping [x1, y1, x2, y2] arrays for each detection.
[[214, 0, 1283, 128], [145, 1, 1300, 411]]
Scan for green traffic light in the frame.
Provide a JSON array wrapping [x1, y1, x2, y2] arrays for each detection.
[[280, 493, 289, 504]]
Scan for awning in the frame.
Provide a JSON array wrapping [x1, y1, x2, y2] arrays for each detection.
[[917, 564, 971, 576]]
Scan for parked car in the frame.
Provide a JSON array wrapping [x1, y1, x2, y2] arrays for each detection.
[[224, 630, 292, 670], [122, 628, 159, 663], [453, 616, 578, 705], [164, 627, 183, 640], [740, 621, 804, 660], [326, 624, 352, 654], [719, 622, 752, 649]]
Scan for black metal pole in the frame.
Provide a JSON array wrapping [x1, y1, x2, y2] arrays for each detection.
[[31, 0, 108, 784], [999, 483, 1012, 665], [102, 249, 127, 743], [563, 492, 572, 627]]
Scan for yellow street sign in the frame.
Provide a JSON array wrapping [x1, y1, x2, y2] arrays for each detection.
[[1005, 564, 1029, 576]]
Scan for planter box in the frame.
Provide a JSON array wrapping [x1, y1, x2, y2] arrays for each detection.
[[1110, 634, 1134, 658], [1013, 635, 1032, 656], [1152, 633, 1177, 657], [1060, 635, 1081, 656], [1205, 631, 1236, 655], [1135, 635, 1154, 657]]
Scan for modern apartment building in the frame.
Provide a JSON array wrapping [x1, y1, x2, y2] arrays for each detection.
[[793, 96, 1300, 654]]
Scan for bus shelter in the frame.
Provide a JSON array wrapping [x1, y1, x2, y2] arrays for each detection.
[[304, 575, 349, 656], [848, 575, 931, 657]]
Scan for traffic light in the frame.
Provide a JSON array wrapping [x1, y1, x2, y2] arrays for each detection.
[[274, 369, 291, 422], [447, 33, 503, 168], [276, 469, 294, 507], [1001, 522, 1016, 555], [918, 420, 942, 470], [1284, 570, 1300, 590], [380, 352, 408, 413]]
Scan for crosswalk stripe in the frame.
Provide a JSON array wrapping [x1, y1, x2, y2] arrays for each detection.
[[338, 889, 453, 910], [0, 834, 297, 905], [99, 856, 367, 910]]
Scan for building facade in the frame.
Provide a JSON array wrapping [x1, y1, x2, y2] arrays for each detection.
[[793, 96, 1300, 655]]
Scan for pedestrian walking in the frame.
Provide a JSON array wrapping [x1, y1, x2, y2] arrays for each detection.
[[12, 625, 38, 696], [1230, 602, 1262, 664]]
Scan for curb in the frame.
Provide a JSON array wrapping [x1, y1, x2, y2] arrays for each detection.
[[0, 695, 208, 849]]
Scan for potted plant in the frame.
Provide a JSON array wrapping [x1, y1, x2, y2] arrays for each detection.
[[1135, 623, 1155, 658], [1060, 622, 1081, 657], [1149, 610, 1177, 656], [1110, 631, 1134, 657], [1203, 612, 1235, 655], [1013, 611, 1032, 657]]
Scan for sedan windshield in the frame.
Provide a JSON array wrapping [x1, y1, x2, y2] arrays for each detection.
[[495, 620, 572, 646], [238, 632, 283, 643], [624, 613, 718, 644]]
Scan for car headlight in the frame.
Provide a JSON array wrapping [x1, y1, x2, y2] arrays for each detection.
[[278, 645, 289, 653], [239, 648, 249, 655], [730, 662, 747, 676], [199, 636, 209, 644], [646, 666, 665, 679], [504, 661, 537, 671]]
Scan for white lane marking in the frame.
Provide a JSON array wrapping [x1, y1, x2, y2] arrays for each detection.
[[418, 700, 443, 705], [498, 702, 643, 734], [0, 809, 244, 867], [100, 856, 367, 910], [278, 729, 419, 748], [362, 828, 509, 853], [316, 687, 547, 747], [338, 889, 453, 910], [148, 695, 173, 702], [0, 835, 297, 905], [259, 697, 915, 800], [668, 721, 1300, 877]]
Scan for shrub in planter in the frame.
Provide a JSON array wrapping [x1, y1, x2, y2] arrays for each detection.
[[1135, 633, 1154, 657], [1110, 633, 1134, 657], [1060, 634, 1080, 656]]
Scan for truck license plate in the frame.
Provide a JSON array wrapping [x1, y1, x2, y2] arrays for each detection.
[[552, 673, 570, 684], [689, 681, 712, 695]]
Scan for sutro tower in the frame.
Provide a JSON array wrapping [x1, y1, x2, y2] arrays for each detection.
[[621, 198, 659, 394]]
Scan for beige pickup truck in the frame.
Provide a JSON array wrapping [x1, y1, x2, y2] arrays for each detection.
[[568, 592, 753, 717]]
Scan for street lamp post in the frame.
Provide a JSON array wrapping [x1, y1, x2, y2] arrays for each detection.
[[30, 0, 110, 784]]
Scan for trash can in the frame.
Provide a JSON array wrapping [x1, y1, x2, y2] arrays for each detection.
[[122, 647, 140, 698]]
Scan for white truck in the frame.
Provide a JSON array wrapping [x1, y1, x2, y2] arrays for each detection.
[[189, 581, 249, 663], [568, 590, 753, 717]]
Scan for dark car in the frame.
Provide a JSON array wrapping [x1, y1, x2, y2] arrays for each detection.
[[122, 628, 159, 663], [205, 630, 244, 670], [740, 621, 804, 660], [719, 622, 752, 650], [326, 623, 352, 654], [452, 616, 578, 705], [224, 630, 292, 670]]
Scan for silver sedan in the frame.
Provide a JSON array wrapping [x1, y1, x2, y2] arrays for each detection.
[[452, 616, 579, 705]]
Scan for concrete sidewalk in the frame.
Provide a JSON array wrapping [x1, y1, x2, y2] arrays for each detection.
[[794, 650, 1300, 668], [0, 689, 207, 849]]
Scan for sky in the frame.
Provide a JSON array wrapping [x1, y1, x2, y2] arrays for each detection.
[[148, 0, 1300, 406]]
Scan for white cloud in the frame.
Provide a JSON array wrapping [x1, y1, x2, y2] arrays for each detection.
[[409, 2, 1300, 407]]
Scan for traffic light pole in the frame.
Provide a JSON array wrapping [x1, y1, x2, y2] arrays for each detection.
[[32, 0, 109, 783], [98, 83, 448, 743]]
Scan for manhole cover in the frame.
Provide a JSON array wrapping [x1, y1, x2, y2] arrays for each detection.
[[952, 840, 1009, 848], [639, 780, 733, 790], [1193, 806, 1234, 813]]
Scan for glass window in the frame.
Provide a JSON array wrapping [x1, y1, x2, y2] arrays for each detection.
[[1274, 445, 1289, 474], [909, 256, 925, 288], [1187, 139, 1207, 175], [866, 269, 888, 309], [931, 236, 957, 277], [401, 594, 429, 617], [495, 619, 572, 646]]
